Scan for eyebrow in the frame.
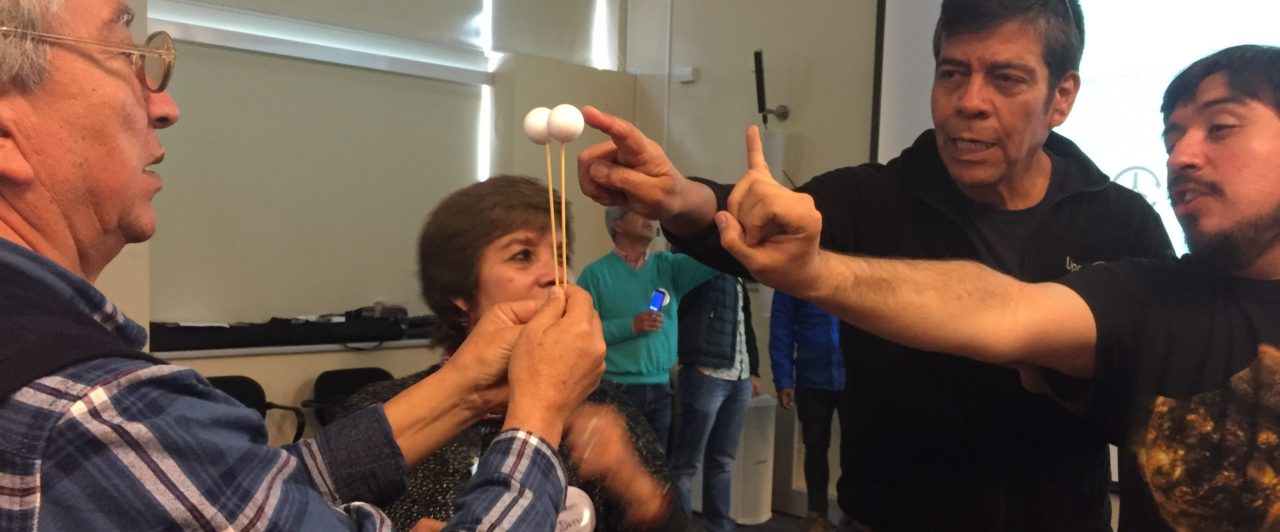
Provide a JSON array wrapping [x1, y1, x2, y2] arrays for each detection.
[[1162, 96, 1250, 138], [987, 61, 1037, 76], [1198, 95, 1248, 112], [935, 57, 1037, 76], [101, 5, 134, 33], [496, 234, 542, 250]]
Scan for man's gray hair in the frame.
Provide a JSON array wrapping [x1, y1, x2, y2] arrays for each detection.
[[604, 205, 627, 241], [0, 0, 64, 94]]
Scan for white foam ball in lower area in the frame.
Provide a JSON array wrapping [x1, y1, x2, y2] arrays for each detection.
[[548, 104, 584, 143], [523, 107, 552, 145]]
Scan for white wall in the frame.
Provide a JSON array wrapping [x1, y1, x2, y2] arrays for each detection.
[[877, 0, 942, 162], [147, 1, 635, 325], [194, 0, 484, 48], [151, 41, 480, 323], [489, 52, 638, 267], [646, 0, 878, 187], [494, 0, 623, 69]]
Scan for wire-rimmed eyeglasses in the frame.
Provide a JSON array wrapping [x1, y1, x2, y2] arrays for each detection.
[[0, 27, 175, 93]]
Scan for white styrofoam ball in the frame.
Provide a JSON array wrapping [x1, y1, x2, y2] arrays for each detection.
[[523, 107, 552, 145], [548, 104, 584, 143]]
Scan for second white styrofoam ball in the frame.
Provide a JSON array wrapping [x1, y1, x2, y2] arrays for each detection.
[[523, 107, 552, 145], [548, 104, 584, 143]]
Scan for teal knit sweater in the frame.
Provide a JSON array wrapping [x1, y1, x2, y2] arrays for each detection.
[[578, 250, 717, 384]]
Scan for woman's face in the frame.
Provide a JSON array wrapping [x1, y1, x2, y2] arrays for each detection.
[[462, 227, 568, 321]]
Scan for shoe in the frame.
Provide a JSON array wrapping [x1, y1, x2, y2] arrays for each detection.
[[802, 513, 834, 532]]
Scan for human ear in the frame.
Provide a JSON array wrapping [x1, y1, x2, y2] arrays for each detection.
[[0, 116, 35, 186], [1048, 71, 1081, 128]]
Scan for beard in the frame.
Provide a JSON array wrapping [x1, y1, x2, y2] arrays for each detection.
[[1182, 202, 1280, 272]]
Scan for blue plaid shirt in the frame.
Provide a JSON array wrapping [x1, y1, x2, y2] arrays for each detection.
[[0, 240, 566, 531]]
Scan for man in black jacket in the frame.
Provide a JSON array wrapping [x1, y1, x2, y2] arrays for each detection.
[[575, 0, 1173, 530]]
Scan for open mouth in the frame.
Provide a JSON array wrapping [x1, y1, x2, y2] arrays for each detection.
[[1169, 186, 1219, 212], [1168, 177, 1221, 209], [1171, 189, 1202, 206], [951, 137, 995, 154]]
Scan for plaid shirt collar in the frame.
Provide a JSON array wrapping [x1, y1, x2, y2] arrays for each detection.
[[0, 238, 148, 349]]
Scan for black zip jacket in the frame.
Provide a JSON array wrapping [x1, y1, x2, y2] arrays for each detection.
[[667, 130, 1173, 532]]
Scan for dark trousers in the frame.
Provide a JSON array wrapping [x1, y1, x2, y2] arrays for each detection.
[[603, 380, 673, 455], [796, 387, 843, 516]]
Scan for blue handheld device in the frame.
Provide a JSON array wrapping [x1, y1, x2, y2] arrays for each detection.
[[648, 290, 664, 312]]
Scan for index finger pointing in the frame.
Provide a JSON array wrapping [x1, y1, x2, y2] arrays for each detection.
[[745, 125, 769, 174], [582, 106, 652, 156]]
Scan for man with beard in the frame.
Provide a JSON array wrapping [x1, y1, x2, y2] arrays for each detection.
[[664, 44, 1280, 531], [576, 0, 1172, 529]]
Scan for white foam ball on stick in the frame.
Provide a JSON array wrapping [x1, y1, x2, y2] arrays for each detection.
[[548, 104, 584, 143], [523, 107, 552, 145]]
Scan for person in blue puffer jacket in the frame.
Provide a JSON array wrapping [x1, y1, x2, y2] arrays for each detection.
[[769, 290, 844, 531]]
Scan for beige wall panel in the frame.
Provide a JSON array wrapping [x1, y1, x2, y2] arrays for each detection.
[[494, 0, 623, 68], [652, 0, 878, 187], [152, 42, 479, 323], [489, 53, 637, 270], [196, 0, 483, 49]]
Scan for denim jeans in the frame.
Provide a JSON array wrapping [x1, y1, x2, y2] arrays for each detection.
[[670, 366, 752, 532], [602, 380, 673, 454]]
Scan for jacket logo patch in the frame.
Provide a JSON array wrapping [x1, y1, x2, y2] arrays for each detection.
[[1065, 256, 1105, 273]]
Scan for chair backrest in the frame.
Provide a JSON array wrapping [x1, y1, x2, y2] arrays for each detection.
[[207, 375, 269, 416], [309, 367, 395, 426], [207, 375, 307, 443]]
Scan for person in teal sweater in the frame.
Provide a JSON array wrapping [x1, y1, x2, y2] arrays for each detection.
[[578, 205, 717, 451]]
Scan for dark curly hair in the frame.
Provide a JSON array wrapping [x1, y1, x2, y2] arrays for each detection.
[[417, 175, 574, 352]]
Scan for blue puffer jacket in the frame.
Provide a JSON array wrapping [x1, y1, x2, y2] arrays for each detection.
[[767, 290, 843, 391], [677, 273, 759, 375]]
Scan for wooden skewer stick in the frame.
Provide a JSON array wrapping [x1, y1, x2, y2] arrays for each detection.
[[545, 143, 561, 287], [559, 143, 569, 285]]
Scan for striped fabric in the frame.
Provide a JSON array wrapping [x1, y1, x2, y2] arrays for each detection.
[[0, 357, 403, 531], [0, 241, 567, 530], [447, 430, 567, 532]]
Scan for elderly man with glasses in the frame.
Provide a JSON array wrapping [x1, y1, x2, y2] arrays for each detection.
[[0, 1, 611, 530]]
